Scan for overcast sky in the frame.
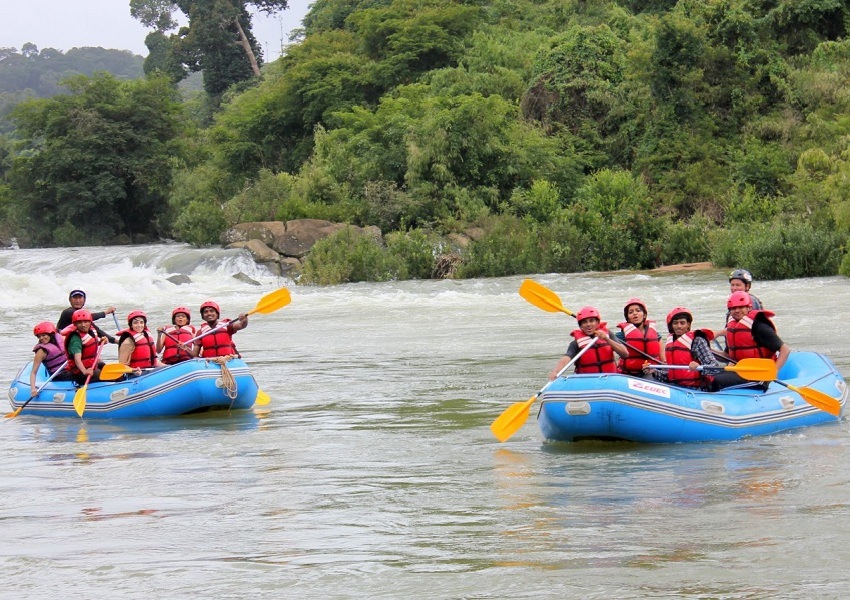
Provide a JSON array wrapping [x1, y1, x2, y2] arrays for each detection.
[[1, 0, 311, 61]]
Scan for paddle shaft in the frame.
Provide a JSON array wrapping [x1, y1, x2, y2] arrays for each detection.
[[519, 280, 663, 364], [546, 337, 600, 388], [74, 341, 106, 418], [490, 338, 600, 442], [6, 365, 67, 418], [183, 319, 236, 347]]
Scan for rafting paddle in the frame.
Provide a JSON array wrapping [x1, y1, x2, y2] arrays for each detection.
[[649, 358, 778, 381], [99, 363, 145, 381], [73, 341, 106, 418], [5, 366, 67, 419], [491, 337, 599, 442], [183, 287, 292, 346], [519, 279, 665, 365], [772, 381, 841, 416], [702, 353, 841, 416]]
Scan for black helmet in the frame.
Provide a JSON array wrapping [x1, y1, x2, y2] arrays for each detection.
[[729, 269, 753, 285], [729, 269, 753, 284]]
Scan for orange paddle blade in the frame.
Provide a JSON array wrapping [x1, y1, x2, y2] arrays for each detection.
[[490, 395, 537, 442]]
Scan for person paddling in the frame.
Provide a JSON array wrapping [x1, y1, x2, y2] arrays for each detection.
[[190, 301, 248, 359], [714, 291, 789, 390], [549, 306, 628, 379], [644, 307, 719, 390], [60, 309, 108, 385], [615, 297, 663, 377], [29, 321, 71, 395], [56, 289, 117, 343], [157, 306, 197, 365]]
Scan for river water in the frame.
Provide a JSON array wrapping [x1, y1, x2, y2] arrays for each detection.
[[1, 245, 849, 598]]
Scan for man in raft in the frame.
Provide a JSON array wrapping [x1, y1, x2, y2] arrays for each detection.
[[190, 301, 248, 359]]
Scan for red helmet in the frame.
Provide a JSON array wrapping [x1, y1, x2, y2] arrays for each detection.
[[623, 297, 648, 320], [200, 300, 220, 317], [72, 309, 93, 323], [127, 310, 147, 326], [727, 291, 752, 309], [666, 307, 693, 332], [33, 321, 57, 336], [172, 306, 191, 324], [576, 306, 601, 323]]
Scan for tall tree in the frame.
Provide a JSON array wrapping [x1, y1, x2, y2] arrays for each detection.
[[130, 1, 287, 98], [8, 73, 185, 246]]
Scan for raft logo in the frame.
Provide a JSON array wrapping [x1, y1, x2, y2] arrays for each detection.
[[627, 378, 671, 398]]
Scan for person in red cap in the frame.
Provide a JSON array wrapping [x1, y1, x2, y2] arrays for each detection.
[[56, 289, 117, 343], [714, 291, 789, 390], [548, 306, 628, 379], [191, 300, 248, 358]]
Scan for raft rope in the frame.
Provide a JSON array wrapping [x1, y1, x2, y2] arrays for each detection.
[[210, 355, 239, 404]]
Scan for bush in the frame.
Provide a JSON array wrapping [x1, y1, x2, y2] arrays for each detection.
[[224, 169, 294, 225], [172, 200, 228, 246], [300, 227, 393, 285], [456, 216, 544, 278], [711, 221, 843, 279], [563, 169, 664, 270], [507, 179, 561, 222], [659, 215, 713, 264], [385, 229, 441, 280]]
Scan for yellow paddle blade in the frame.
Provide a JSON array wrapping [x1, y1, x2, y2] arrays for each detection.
[[99, 363, 135, 381], [518, 280, 574, 317], [4, 406, 24, 419], [725, 358, 778, 381], [490, 395, 537, 442], [779, 382, 841, 416], [249, 287, 291, 316], [254, 390, 271, 406], [73, 387, 87, 418]]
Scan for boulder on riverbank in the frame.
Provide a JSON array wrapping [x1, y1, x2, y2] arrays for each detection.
[[222, 219, 383, 277]]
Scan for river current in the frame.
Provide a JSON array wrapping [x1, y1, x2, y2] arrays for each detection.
[[1, 245, 849, 598]]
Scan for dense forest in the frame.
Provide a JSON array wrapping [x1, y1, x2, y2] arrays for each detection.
[[1, 0, 849, 284]]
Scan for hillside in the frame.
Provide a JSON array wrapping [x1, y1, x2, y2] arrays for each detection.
[[3, 1, 850, 282]]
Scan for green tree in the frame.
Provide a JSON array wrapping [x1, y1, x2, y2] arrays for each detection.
[[130, 0, 287, 99], [9, 73, 185, 246]]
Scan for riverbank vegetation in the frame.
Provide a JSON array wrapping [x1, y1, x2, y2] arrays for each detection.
[[1, 0, 849, 283]]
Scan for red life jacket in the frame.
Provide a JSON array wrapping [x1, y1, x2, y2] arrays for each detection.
[[119, 328, 157, 368], [161, 324, 196, 364], [198, 320, 238, 358], [664, 331, 704, 388], [61, 324, 100, 375], [33, 336, 66, 374], [616, 320, 662, 374], [726, 310, 777, 361], [571, 325, 616, 374]]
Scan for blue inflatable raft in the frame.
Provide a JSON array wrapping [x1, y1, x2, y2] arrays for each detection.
[[7, 358, 260, 419], [537, 351, 847, 443]]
